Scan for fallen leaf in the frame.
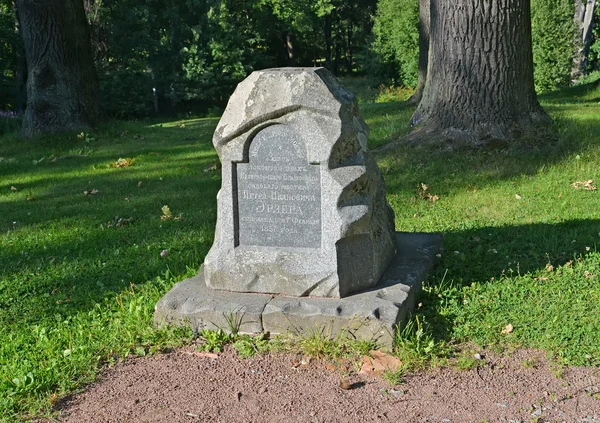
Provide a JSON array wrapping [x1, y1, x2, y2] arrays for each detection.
[[417, 183, 440, 202], [571, 180, 597, 191], [359, 350, 402, 376], [501, 324, 514, 334], [515, 194, 522, 200], [111, 158, 134, 168], [192, 352, 219, 359], [324, 363, 336, 372], [160, 249, 169, 258]]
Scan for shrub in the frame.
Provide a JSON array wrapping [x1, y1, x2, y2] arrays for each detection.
[[531, 0, 576, 93], [99, 68, 155, 119], [371, 0, 419, 88]]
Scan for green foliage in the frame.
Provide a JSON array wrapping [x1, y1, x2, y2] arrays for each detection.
[[394, 316, 450, 369], [0, 0, 17, 110], [232, 334, 270, 359], [0, 114, 20, 136], [531, 0, 576, 93], [371, 0, 419, 87], [99, 69, 154, 118], [199, 329, 233, 353], [590, 6, 600, 70]]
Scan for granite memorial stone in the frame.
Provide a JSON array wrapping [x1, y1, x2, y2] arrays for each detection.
[[203, 67, 397, 298], [154, 68, 443, 348]]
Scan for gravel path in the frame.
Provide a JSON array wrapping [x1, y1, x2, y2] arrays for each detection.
[[40, 347, 600, 423]]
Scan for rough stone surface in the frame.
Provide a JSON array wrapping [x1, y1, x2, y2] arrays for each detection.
[[155, 232, 442, 348], [204, 67, 396, 298], [154, 276, 272, 334]]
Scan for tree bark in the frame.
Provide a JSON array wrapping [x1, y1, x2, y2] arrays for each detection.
[[15, 0, 100, 137], [13, 3, 26, 115], [285, 31, 296, 67], [345, 21, 353, 74], [407, 0, 430, 105], [572, 0, 597, 80], [412, 0, 550, 146], [324, 14, 333, 70]]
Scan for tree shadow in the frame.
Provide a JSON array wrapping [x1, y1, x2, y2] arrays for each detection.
[[416, 219, 600, 344]]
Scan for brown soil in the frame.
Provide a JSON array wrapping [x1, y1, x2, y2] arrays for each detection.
[[42, 347, 600, 423]]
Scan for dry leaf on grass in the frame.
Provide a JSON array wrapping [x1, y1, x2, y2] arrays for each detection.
[[515, 194, 522, 200], [501, 324, 514, 334], [570, 180, 597, 191], [111, 158, 135, 168], [359, 350, 402, 376], [417, 183, 440, 202]]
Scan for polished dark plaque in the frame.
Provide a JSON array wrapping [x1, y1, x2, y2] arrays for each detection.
[[236, 124, 321, 248]]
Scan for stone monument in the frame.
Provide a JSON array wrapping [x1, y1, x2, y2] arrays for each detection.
[[155, 68, 442, 347], [204, 67, 396, 298]]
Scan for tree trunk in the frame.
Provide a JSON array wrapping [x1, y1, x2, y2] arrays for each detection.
[[345, 21, 353, 74], [407, 0, 430, 105], [13, 3, 27, 115], [572, 0, 597, 80], [324, 14, 333, 70], [334, 36, 341, 75], [412, 0, 550, 146], [285, 31, 296, 67], [15, 0, 100, 137]]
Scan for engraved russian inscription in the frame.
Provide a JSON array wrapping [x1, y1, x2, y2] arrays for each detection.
[[236, 125, 321, 248]]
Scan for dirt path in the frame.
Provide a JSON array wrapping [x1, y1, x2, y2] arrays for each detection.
[[44, 347, 600, 423]]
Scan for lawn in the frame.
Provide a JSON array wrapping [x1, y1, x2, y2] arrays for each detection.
[[1, 79, 600, 421]]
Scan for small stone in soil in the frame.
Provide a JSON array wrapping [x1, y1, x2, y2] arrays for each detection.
[[390, 389, 404, 398], [339, 378, 352, 390]]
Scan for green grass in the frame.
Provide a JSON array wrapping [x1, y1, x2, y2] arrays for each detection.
[[1, 80, 600, 421], [384, 80, 600, 367]]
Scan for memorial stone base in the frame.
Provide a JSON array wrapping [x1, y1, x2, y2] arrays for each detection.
[[154, 232, 442, 349]]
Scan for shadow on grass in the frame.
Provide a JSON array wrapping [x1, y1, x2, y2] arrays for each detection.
[[379, 111, 600, 197], [417, 218, 600, 345]]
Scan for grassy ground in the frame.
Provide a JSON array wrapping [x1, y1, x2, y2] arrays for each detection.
[[1, 79, 600, 421]]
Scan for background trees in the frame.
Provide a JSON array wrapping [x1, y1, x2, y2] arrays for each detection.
[[372, 0, 600, 93], [0, 0, 599, 123]]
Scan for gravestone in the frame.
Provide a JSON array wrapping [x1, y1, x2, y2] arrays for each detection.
[[155, 68, 443, 347], [203, 67, 397, 298]]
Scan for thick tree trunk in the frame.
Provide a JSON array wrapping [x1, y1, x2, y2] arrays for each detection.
[[572, 0, 597, 80], [407, 0, 430, 105], [13, 4, 27, 115], [15, 0, 100, 137], [412, 0, 550, 146]]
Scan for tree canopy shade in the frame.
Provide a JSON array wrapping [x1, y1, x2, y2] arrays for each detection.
[[412, 0, 551, 146], [15, 0, 100, 136]]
